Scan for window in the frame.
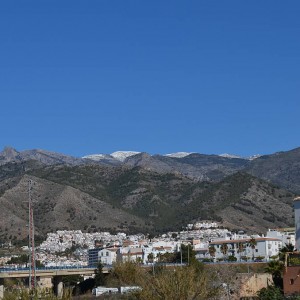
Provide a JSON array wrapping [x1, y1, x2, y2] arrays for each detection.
[[255, 249, 258, 252], [106, 252, 109, 256], [290, 279, 294, 285]]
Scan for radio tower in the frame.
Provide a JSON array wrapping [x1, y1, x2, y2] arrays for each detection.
[[28, 179, 36, 290]]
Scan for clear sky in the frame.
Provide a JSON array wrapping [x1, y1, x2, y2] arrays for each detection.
[[0, 1, 299, 158]]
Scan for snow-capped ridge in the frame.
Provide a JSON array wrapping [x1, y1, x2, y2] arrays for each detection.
[[110, 151, 141, 162], [82, 151, 141, 162], [219, 153, 242, 159], [82, 150, 261, 162], [165, 152, 193, 158], [219, 153, 261, 160], [247, 154, 261, 160], [82, 154, 112, 161]]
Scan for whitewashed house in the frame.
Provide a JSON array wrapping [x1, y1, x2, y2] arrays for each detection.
[[98, 247, 118, 265], [266, 229, 295, 248], [209, 237, 282, 261], [117, 247, 144, 263], [192, 240, 209, 260]]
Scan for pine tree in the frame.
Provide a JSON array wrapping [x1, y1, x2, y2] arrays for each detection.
[[94, 262, 106, 287]]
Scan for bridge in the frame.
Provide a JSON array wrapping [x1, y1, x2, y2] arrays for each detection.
[[0, 265, 110, 278], [0, 266, 110, 299]]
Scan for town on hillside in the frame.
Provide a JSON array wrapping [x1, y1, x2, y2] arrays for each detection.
[[1, 219, 299, 299]]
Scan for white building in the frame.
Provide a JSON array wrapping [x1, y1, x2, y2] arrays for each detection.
[[193, 222, 218, 229], [209, 237, 282, 261], [98, 247, 118, 265], [192, 240, 209, 260], [266, 229, 295, 248], [117, 247, 144, 263], [294, 197, 300, 250]]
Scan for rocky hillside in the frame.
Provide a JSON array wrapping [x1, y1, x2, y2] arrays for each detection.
[[0, 146, 119, 167], [124, 153, 248, 181], [0, 146, 86, 166], [0, 145, 299, 243], [3, 146, 300, 193], [0, 160, 295, 243], [0, 173, 144, 243], [246, 147, 300, 193]]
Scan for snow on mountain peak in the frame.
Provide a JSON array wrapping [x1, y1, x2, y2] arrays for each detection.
[[219, 153, 242, 159], [82, 154, 111, 161], [247, 154, 261, 160], [110, 151, 141, 162], [165, 152, 193, 158], [219, 153, 261, 160]]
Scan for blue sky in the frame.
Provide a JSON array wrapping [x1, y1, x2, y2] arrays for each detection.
[[0, 1, 299, 157]]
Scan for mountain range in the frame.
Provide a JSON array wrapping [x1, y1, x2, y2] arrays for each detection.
[[0, 146, 299, 243]]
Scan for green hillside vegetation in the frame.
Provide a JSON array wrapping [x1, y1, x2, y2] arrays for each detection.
[[0, 154, 296, 242], [246, 147, 300, 193], [28, 164, 295, 235]]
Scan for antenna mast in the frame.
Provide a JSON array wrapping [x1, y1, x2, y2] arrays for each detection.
[[28, 179, 36, 290]]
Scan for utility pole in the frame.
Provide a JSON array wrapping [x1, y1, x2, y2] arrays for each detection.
[[28, 180, 36, 291], [152, 260, 155, 276], [180, 244, 183, 266]]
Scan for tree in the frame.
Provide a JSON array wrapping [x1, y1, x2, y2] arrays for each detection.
[[148, 233, 155, 241], [257, 285, 283, 300], [248, 237, 257, 261], [265, 260, 284, 289], [147, 253, 154, 263], [101, 261, 219, 300], [228, 255, 237, 262], [106, 261, 143, 287], [7, 254, 29, 266], [220, 244, 228, 261], [136, 263, 220, 300], [77, 278, 95, 295], [279, 243, 294, 262], [36, 260, 44, 268], [237, 242, 245, 261], [157, 252, 176, 263], [62, 274, 82, 288], [208, 245, 216, 258], [171, 233, 178, 239], [175, 244, 196, 264], [94, 262, 106, 287], [136, 257, 143, 264]]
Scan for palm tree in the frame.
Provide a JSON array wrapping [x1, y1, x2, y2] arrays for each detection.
[[265, 260, 284, 288], [208, 245, 216, 259], [220, 243, 228, 261], [248, 237, 257, 261], [279, 243, 294, 262], [237, 242, 245, 261], [156, 253, 162, 263], [147, 253, 154, 263]]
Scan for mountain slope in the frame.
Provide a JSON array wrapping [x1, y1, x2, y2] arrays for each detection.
[[190, 172, 295, 233], [0, 174, 145, 242], [0, 145, 299, 242], [27, 164, 295, 234], [246, 147, 300, 193], [4, 146, 300, 195], [124, 152, 249, 181], [0, 146, 87, 166]]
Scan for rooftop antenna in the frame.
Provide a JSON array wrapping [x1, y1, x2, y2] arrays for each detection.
[[28, 179, 36, 290]]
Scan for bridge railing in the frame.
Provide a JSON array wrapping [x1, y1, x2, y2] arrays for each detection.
[[0, 265, 99, 273]]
